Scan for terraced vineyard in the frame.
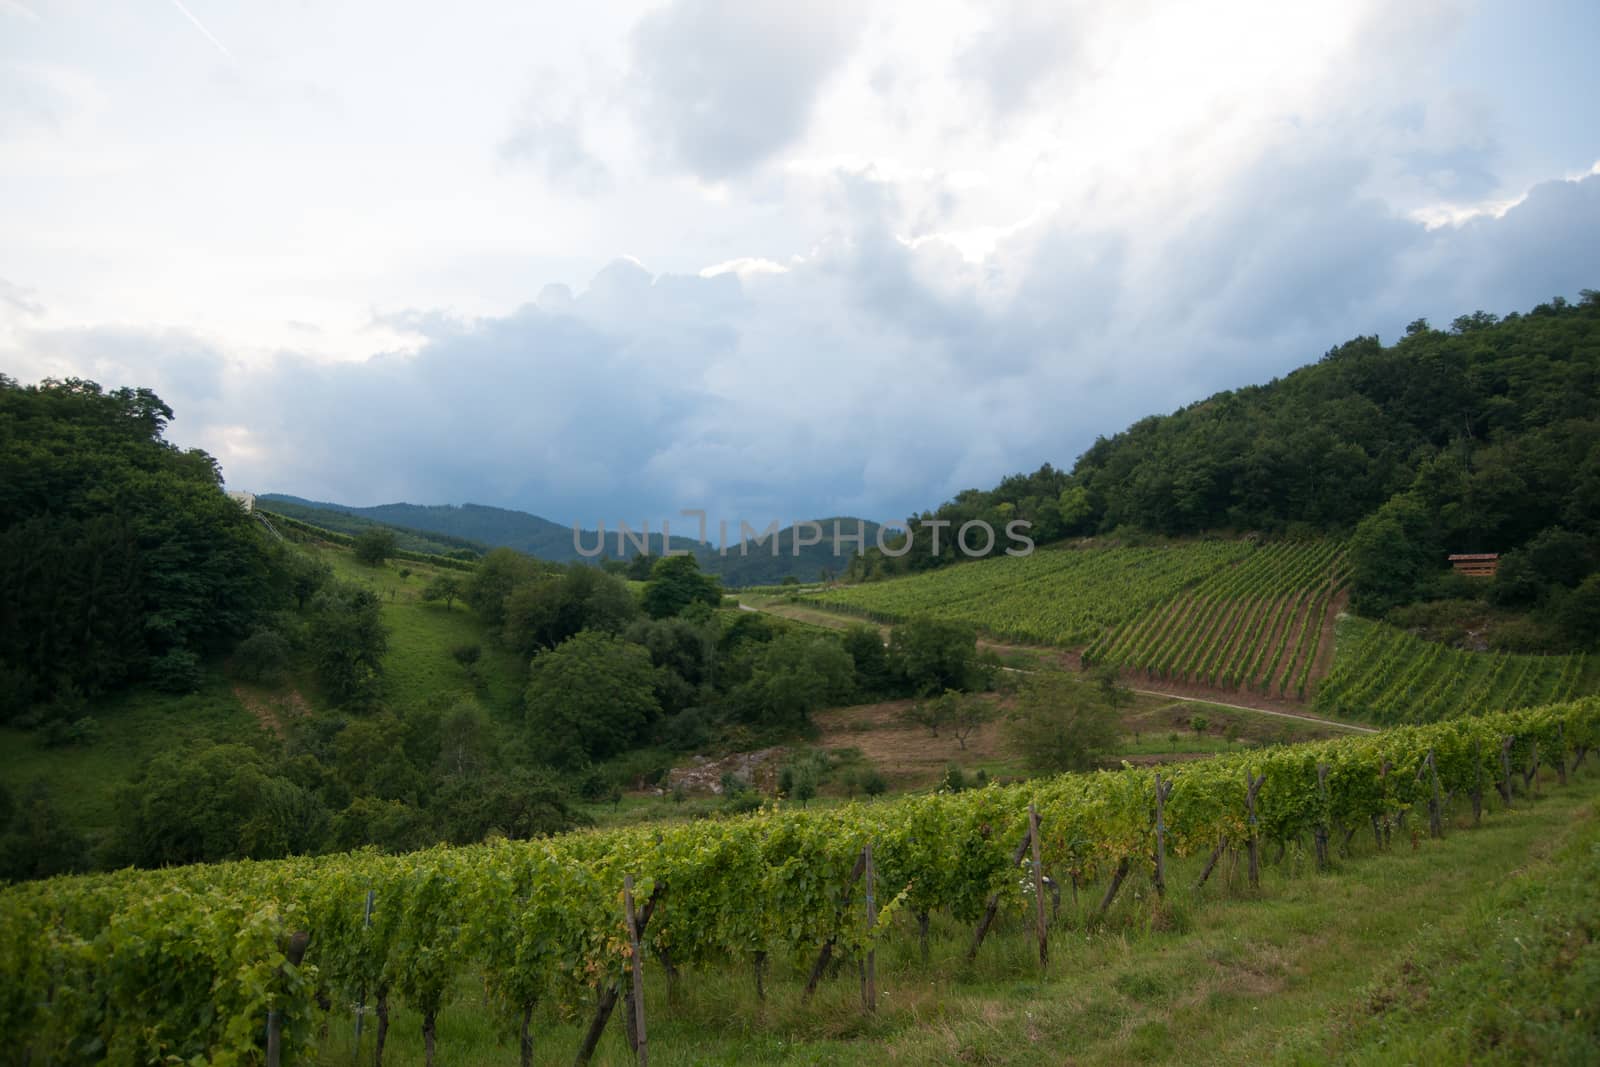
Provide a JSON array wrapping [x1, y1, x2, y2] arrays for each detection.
[[1315, 616, 1600, 724], [1083, 541, 1349, 701], [800, 541, 1253, 644]]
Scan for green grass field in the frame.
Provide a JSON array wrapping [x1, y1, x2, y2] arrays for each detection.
[[307, 770, 1600, 1066]]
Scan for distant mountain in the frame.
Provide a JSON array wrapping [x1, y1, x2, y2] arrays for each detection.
[[259, 495, 876, 586], [257, 497, 491, 557], [699, 517, 882, 587]]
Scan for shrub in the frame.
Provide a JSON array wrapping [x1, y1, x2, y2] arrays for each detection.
[[234, 630, 292, 684], [150, 648, 203, 694]]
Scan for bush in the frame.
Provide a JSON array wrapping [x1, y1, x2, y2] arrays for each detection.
[[450, 643, 482, 668], [149, 648, 203, 694], [860, 769, 889, 796], [940, 764, 967, 793], [1386, 599, 1487, 647], [234, 630, 292, 684], [1487, 615, 1567, 654], [41, 715, 99, 748]]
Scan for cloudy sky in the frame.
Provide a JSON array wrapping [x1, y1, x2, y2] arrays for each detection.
[[3, 0, 1598, 527]]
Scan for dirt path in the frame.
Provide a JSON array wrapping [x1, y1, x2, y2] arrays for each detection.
[[1124, 685, 1375, 733], [231, 684, 310, 740]]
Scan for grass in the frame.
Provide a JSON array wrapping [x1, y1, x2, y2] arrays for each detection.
[[307, 769, 1600, 1065], [307, 544, 527, 721], [0, 676, 267, 837]]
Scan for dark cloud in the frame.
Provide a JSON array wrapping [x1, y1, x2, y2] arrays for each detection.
[[629, 0, 860, 179], [8, 165, 1598, 529]]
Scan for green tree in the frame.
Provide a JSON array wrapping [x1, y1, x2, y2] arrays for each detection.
[[111, 743, 327, 866], [1556, 574, 1600, 647], [1349, 495, 1439, 616], [1005, 673, 1119, 774], [307, 582, 389, 708], [327, 796, 437, 854], [945, 691, 997, 750], [503, 564, 638, 655], [842, 624, 894, 697], [353, 528, 397, 566], [737, 631, 855, 727], [641, 554, 722, 619], [421, 574, 463, 610], [525, 630, 661, 765], [431, 769, 585, 844], [890, 618, 980, 696], [277, 547, 332, 610], [1091, 664, 1133, 714], [330, 716, 424, 803], [465, 547, 543, 627]]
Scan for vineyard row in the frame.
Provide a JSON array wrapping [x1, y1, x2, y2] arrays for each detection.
[[3, 698, 1597, 1065]]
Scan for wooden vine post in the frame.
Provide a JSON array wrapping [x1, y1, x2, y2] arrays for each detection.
[[1422, 750, 1444, 839], [623, 875, 649, 1066], [1372, 759, 1392, 850], [354, 888, 375, 1060], [1029, 804, 1048, 968], [1499, 735, 1515, 809], [1555, 725, 1568, 786], [1245, 771, 1266, 890], [1471, 739, 1485, 824], [1313, 763, 1330, 869], [1195, 836, 1228, 888], [1152, 775, 1173, 895], [861, 843, 877, 1014], [1097, 858, 1132, 915], [573, 886, 661, 1067], [967, 821, 1034, 961]]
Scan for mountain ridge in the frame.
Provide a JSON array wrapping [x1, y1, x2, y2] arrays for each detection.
[[259, 493, 878, 586]]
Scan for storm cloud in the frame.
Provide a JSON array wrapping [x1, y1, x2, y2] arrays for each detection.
[[2, 0, 1597, 527]]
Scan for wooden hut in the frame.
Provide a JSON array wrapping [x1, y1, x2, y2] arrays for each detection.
[[1447, 552, 1499, 578]]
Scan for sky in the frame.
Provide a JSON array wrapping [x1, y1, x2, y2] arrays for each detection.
[[3, 0, 1598, 528]]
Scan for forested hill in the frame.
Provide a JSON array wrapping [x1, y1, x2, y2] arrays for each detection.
[[261, 495, 877, 586], [863, 294, 1598, 586], [1070, 295, 1599, 539]]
